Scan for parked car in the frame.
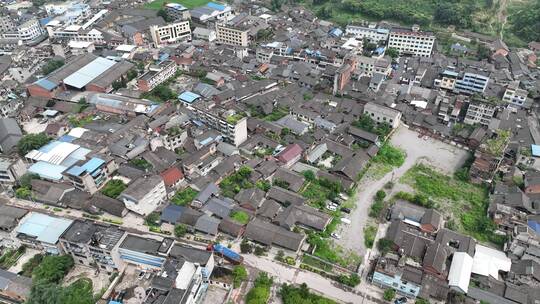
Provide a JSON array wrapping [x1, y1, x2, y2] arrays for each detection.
[[340, 218, 351, 225], [340, 207, 351, 214], [331, 233, 341, 240], [326, 204, 337, 211], [394, 297, 408, 304]]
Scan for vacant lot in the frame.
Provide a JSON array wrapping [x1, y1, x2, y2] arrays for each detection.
[[144, 0, 207, 10]]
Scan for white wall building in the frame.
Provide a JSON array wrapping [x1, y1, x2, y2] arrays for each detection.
[[149, 21, 191, 45], [388, 25, 435, 57], [345, 24, 389, 43], [118, 175, 166, 216], [363, 102, 402, 129]]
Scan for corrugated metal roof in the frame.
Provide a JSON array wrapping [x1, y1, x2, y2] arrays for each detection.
[[63, 57, 116, 89], [28, 161, 66, 180], [81, 157, 105, 174], [35, 78, 58, 91], [17, 212, 73, 244], [207, 2, 226, 11], [178, 91, 201, 103]]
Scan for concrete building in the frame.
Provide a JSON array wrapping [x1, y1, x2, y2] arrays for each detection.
[[60, 220, 125, 274], [464, 99, 498, 126], [363, 102, 402, 128], [372, 253, 423, 297], [118, 234, 173, 270], [64, 156, 117, 194], [137, 60, 177, 92], [333, 57, 358, 94], [119, 175, 166, 216], [192, 106, 248, 146], [165, 3, 190, 21], [0, 158, 26, 184], [454, 71, 490, 95], [345, 24, 389, 43], [388, 25, 435, 57], [2, 18, 46, 45], [216, 24, 249, 47], [160, 126, 187, 151], [503, 81, 531, 108], [149, 20, 191, 45], [356, 56, 392, 77], [190, 2, 233, 23]]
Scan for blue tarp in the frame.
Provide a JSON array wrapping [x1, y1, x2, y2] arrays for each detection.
[[207, 2, 226, 11], [532, 145, 540, 157]]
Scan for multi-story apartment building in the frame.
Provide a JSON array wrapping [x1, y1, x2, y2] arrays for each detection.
[[334, 57, 358, 93], [192, 104, 248, 146], [190, 2, 233, 23], [118, 234, 173, 270], [2, 18, 46, 45], [356, 56, 392, 77], [436, 69, 459, 90], [216, 24, 250, 47], [165, 3, 190, 21], [149, 20, 191, 45], [64, 156, 117, 194], [161, 126, 188, 151], [59, 220, 126, 274], [388, 25, 435, 57], [137, 60, 177, 92], [0, 158, 26, 185], [118, 175, 167, 216], [45, 9, 107, 44], [372, 254, 422, 298], [464, 98, 498, 126], [454, 71, 490, 95], [363, 102, 402, 129], [0, 15, 16, 34], [503, 81, 531, 108], [345, 24, 389, 43]]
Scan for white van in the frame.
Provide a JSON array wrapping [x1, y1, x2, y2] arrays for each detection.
[[340, 218, 351, 225]]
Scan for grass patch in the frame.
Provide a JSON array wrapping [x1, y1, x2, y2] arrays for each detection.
[[144, 0, 208, 10], [246, 272, 273, 304], [230, 210, 250, 225], [219, 166, 253, 198], [171, 188, 199, 206], [372, 144, 405, 167], [363, 162, 394, 180], [400, 164, 504, 246], [364, 226, 378, 248], [281, 283, 337, 304], [300, 176, 341, 209], [129, 158, 152, 170], [302, 255, 333, 272], [101, 179, 127, 199]]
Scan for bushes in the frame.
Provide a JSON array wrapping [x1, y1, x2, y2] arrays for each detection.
[[383, 289, 396, 301], [230, 210, 250, 225], [41, 59, 64, 75], [232, 265, 247, 288], [171, 188, 199, 206], [373, 144, 406, 167], [394, 191, 435, 208], [240, 239, 253, 254], [369, 189, 386, 218], [17, 134, 51, 156], [337, 273, 360, 287], [21, 254, 43, 277], [220, 166, 254, 198], [280, 283, 336, 304], [174, 224, 187, 237], [32, 255, 74, 283], [246, 272, 273, 304], [101, 180, 127, 198], [364, 226, 378, 248], [377, 238, 394, 254]]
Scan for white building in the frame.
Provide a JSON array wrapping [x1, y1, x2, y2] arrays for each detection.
[[149, 20, 191, 45], [356, 56, 392, 77], [448, 252, 474, 294], [118, 175, 166, 216], [388, 25, 435, 57], [216, 24, 250, 47], [137, 60, 178, 92], [68, 40, 95, 55], [363, 102, 402, 129], [192, 106, 248, 146], [464, 99, 498, 126], [503, 81, 531, 108], [2, 18, 46, 45], [45, 9, 107, 44], [192, 27, 216, 42], [345, 24, 389, 43]]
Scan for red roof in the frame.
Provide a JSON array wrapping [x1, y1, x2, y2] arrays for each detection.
[[160, 167, 184, 187], [277, 144, 303, 163]]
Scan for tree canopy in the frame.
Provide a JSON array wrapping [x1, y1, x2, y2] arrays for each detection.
[[17, 133, 51, 156]]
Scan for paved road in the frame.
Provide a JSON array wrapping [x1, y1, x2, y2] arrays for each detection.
[[243, 254, 385, 304]]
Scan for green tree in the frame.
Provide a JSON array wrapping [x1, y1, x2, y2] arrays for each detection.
[[377, 238, 394, 254], [126, 69, 138, 81], [174, 224, 187, 237], [144, 212, 160, 227], [302, 170, 316, 181], [240, 239, 253, 254], [383, 289, 396, 301], [19, 173, 40, 188], [100, 179, 127, 198], [386, 47, 399, 59], [41, 59, 64, 75], [15, 187, 32, 199], [17, 133, 51, 156], [157, 8, 173, 22], [477, 43, 491, 60], [376, 190, 386, 201], [416, 298, 430, 304], [246, 272, 273, 304], [232, 265, 248, 288], [32, 255, 74, 283]]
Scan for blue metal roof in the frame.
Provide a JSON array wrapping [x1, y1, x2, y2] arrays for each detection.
[[178, 91, 201, 103], [35, 78, 58, 91], [58, 135, 76, 143], [82, 157, 105, 174], [528, 219, 540, 233], [17, 213, 73, 245], [532, 145, 540, 157], [207, 2, 226, 11], [66, 165, 85, 176], [28, 161, 66, 181], [160, 204, 185, 223]]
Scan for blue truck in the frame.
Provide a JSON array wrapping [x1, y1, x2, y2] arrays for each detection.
[[207, 243, 243, 264]]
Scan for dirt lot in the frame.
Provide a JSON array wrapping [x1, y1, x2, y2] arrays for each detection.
[[335, 126, 470, 256]]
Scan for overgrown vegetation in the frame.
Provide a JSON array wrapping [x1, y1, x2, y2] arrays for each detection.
[[372, 144, 405, 167], [280, 283, 337, 304], [230, 210, 250, 225], [220, 166, 254, 198], [363, 226, 378, 248], [100, 179, 127, 198], [41, 59, 64, 75], [141, 83, 176, 102], [508, 0, 540, 43], [17, 133, 51, 156], [301, 171, 342, 209], [232, 265, 247, 288], [369, 190, 387, 218], [171, 188, 199, 206], [352, 114, 391, 138], [128, 158, 153, 170], [174, 224, 187, 237], [0, 246, 26, 269], [246, 272, 273, 304], [383, 288, 396, 301], [21, 254, 43, 277], [400, 164, 504, 246]]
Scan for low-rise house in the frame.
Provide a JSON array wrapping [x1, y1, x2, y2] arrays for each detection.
[[373, 253, 423, 298], [201, 197, 235, 219], [363, 102, 401, 129], [0, 158, 27, 185], [235, 188, 265, 211], [267, 186, 306, 206], [0, 269, 32, 303], [118, 175, 166, 216], [271, 168, 305, 192], [390, 200, 442, 233], [194, 214, 220, 236], [276, 143, 302, 167], [245, 218, 306, 253], [274, 204, 332, 231], [160, 166, 184, 193], [0, 205, 27, 233], [0, 118, 22, 154]]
